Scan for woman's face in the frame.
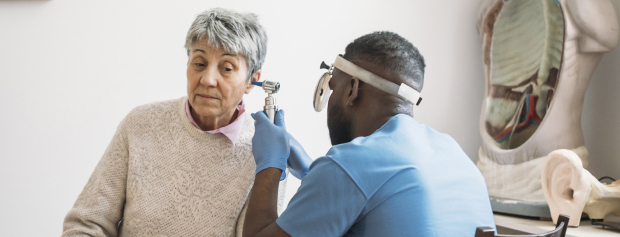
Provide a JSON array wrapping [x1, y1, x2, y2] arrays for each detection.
[[187, 39, 258, 119]]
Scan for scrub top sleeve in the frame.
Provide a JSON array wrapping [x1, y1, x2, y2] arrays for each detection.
[[276, 157, 366, 237]]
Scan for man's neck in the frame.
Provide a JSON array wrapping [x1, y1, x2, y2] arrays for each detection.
[[349, 114, 395, 140]]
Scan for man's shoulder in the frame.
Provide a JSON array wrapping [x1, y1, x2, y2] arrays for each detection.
[[321, 115, 473, 197], [307, 156, 367, 197], [326, 116, 442, 163]]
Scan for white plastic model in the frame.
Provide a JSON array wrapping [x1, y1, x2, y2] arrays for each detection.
[[476, 0, 618, 206], [542, 149, 620, 226]]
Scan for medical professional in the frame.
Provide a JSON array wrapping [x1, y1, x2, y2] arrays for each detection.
[[243, 31, 496, 237]]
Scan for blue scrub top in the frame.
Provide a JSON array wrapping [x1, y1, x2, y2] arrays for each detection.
[[276, 114, 495, 236]]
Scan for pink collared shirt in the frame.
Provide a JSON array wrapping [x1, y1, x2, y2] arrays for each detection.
[[186, 99, 246, 145]]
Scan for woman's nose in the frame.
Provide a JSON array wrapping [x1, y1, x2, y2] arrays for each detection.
[[200, 67, 219, 87]]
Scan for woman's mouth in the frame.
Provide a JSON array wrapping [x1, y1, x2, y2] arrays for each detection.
[[197, 94, 219, 100]]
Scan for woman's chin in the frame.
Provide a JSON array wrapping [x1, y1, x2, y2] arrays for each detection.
[[194, 106, 221, 118]]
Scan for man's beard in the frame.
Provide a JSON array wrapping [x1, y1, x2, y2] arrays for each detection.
[[327, 102, 352, 146]]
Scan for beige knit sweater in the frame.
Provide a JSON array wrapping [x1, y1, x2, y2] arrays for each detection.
[[62, 97, 285, 237]]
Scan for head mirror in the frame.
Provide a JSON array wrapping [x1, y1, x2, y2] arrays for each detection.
[[313, 72, 332, 112]]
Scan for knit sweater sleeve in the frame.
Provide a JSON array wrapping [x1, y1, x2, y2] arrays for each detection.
[[62, 117, 130, 237], [234, 197, 249, 237]]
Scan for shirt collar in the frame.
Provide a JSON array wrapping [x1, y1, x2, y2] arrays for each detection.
[[185, 99, 246, 146]]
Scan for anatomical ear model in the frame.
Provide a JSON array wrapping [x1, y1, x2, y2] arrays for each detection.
[[542, 150, 620, 226], [476, 0, 619, 218]]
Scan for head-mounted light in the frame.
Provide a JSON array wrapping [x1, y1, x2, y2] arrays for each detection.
[[313, 55, 422, 112]]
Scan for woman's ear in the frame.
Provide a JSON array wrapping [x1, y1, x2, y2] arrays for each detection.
[[346, 77, 360, 107], [245, 69, 261, 94]]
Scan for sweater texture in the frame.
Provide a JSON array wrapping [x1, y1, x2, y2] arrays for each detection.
[[62, 97, 283, 237]]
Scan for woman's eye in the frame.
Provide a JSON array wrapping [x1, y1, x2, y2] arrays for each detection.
[[193, 63, 206, 67], [221, 62, 234, 72]]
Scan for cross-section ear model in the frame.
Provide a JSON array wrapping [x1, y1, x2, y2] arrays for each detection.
[[542, 149, 620, 227]]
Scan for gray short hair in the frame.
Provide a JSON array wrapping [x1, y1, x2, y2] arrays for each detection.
[[185, 8, 268, 79]]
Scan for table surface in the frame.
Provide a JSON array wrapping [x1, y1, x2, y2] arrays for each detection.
[[494, 213, 620, 237]]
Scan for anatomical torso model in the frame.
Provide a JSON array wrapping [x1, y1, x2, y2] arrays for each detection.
[[476, 0, 618, 218]]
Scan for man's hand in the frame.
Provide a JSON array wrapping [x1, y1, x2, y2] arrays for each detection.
[[287, 135, 312, 180], [243, 168, 292, 237], [245, 110, 292, 237], [251, 110, 290, 179]]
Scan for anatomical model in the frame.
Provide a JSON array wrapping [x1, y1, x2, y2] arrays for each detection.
[[542, 150, 620, 226], [476, 0, 618, 217]]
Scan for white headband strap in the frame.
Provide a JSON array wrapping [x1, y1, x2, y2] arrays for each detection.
[[332, 55, 421, 105]]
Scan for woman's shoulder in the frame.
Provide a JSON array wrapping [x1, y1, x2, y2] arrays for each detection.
[[131, 97, 183, 114], [120, 97, 185, 128]]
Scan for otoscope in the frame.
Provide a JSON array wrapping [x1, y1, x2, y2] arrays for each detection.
[[251, 80, 280, 123], [252, 80, 290, 184]]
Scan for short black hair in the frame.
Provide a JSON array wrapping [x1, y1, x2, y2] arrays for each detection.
[[343, 31, 425, 92]]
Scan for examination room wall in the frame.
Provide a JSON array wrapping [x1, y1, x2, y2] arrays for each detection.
[[1, 0, 619, 236]]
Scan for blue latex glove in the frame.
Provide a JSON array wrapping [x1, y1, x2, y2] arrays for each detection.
[[251, 110, 290, 180], [287, 134, 312, 180]]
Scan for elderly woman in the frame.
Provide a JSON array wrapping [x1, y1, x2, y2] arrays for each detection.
[[62, 8, 273, 236]]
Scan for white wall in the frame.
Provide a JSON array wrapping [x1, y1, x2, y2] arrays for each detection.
[[583, 0, 620, 181], [0, 0, 618, 236]]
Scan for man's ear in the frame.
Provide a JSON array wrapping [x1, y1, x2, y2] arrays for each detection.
[[245, 69, 261, 94], [346, 77, 360, 107]]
